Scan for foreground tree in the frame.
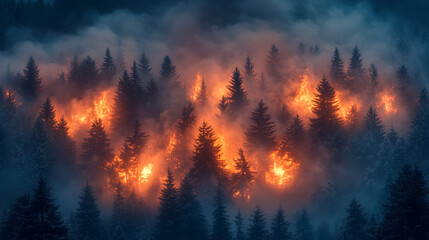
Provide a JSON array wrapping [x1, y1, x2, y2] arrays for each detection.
[[346, 46, 366, 91], [178, 176, 208, 240], [379, 165, 429, 240], [245, 100, 276, 151], [20, 56, 42, 101], [408, 88, 429, 162], [235, 209, 246, 240], [248, 205, 267, 240], [75, 182, 103, 240], [31, 176, 68, 239], [0, 194, 35, 239], [212, 182, 232, 240], [188, 122, 228, 188], [271, 207, 291, 240], [153, 169, 181, 240], [340, 199, 367, 240]]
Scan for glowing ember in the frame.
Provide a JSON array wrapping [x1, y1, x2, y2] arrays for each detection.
[[140, 164, 153, 183], [233, 190, 251, 201], [265, 150, 299, 188]]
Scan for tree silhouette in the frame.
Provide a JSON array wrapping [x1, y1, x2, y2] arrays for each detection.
[[247, 205, 267, 240], [75, 182, 103, 240], [271, 206, 291, 240], [112, 71, 139, 131], [226, 67, 247, 115], [346, 46, 366, 91], [101, 48, 116, 82], [245, 100, 276, 151], [266, 44, 282, 81], [280, 115, 307, 158], [329, 47, 346, 88], [20, 56, 42, 101], [39, 98, 57, 132], [138, 51, 152, 80], [243, 56, 256, 86], [235, 209, 246, 240], [231, 148, 254, 200], [340, 199, 367, 240], [212, 182, 231, 240], [294, 209, 313, 240]]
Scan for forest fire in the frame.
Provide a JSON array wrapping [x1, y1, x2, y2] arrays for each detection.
[[379, 90, 397, 113], [265, 150, 299, 188], [191, 72, 203, 102], [140, 163, 153, 183]]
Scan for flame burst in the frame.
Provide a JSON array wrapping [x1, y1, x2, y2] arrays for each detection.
[[265, 150, 299, 188], [140, 164, 153, 183], [292, 74, 313, 114], [191, 72, 203, 102], [378, 90, 397, 113]]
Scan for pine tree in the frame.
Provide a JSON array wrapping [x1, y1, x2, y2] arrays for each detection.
[[379, 165, 429, 240], [245, 100, 276, 151], [340, 199, 367, 240], [346, 46, 366, 90], [368, 64, 378, 104], [294, 209, 313, 240], [235, 209, 246, 240], [188, 122, 228, 188], [218, 96, 228, 116], [408, 88, 429, 162], [271, 207, 291, 240], [123, 189, 148, 240], [178, 176, 208, 240], [39, 98, 57, 132], [101, 48, 116, 82], [126, 120, 148, 160], [159, 55, 178, 82], [53, 117, 76, 176], [116, 48, 125, 73], [243, 56, 256, 86], [0, 194, 35, 239], [315, 222, 331, 240], [212, 182, 232, 240], [130, 61, 144, 101], [329, 47, 346, 88], [231, 148, 254, 200], [196, 78, 208, 107], [30, 117, 51, 178], [366, 215, 378, 240], [112, 71, 138, 131], [280, 115, 306, 158], [20, 56, 42, 101], [112, 183, 125, 228], [137, 51, 152, 80], [266, 44, 282, 81], [309, 77, 342, 145], [68, 56, 80, 86], [31, 176, 68, 239], [81, 119, 114, 181], [153, 169, 181, 240], [80, 56, 99, 89], [362, 106, 385, 148], [146, 78, 158, 102], [226, 68, 247, 114], [75, 182, 103, 240], [248, 205, 267, 240]]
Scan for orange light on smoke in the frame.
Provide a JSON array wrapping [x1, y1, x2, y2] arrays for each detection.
[[293, 74, 313, 114], [191, 72, 203, 102], [265, 150, 299, 188], [379, 91, 397, 113], [140, 163, 153, 183]]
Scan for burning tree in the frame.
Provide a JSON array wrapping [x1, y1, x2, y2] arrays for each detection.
[[245, 100, 277, 151], [195, 77, 208, 108], [39, 98, 57, 132], [280, 114, 307, 159], [231, 148, 255, 200], [188, 121, 229, 189], [226, 67, 248, 116], [112, 71, 139, 132]]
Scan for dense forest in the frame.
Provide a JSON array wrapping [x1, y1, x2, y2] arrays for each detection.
[[0, 0, 429, 240]]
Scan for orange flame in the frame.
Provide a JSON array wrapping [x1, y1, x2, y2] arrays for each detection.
[[191, 72, 203, 102], [265, 150, 299, 188], [140, 163, 153, 183], [378, 90, 397, 113]]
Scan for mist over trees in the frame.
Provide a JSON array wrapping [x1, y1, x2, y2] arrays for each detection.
[[1, 1, 429, 240]]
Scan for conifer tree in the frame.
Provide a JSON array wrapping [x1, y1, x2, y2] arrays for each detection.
[[31, 176, 68, 239], [123, 189, 148, 240], [79, 56, 99, 89], [196, 78, 208, 107], [130, 61, 144, 101], [126, 120, 148, 160], [81, 119, 114, 181], [231, 148, 254, 200], [346, 46, 366, 90], [362, 106, 385, 148], [408, 88, 429, 161], [75, 182, 103, 240], [138, 51, 152, 80], [153, 169, 181, 240], [280, 115, 306, 158], [340, 199, 367, 240], [116, 48, 125, 73], [212, 182, 232, 240], [20, 56, 42, 101], [266, 44, 282, 81], [226, 68, 247, 114], [248, 205, 267, 240], [0, 194, 35, 239], [146, 78, 158, 102], [30, 117, 51, 177], [379, 165, 429, 240], [53, 117, 76, 175], [243, 56, 256, 86], [366, 215, 378, 240], [159, 55, 178, 82], [368, 64, 378, 103], [245, 100, 276, 151], [235, 209, 246, 240], [218, 96, 228, 116], [329, 47, 346, 88], [189, 122, 228, 188], [309, 77, 342, 144], [101, 48, 116, 82], [315, 222, 331, 240], [178, 176, 208, 240], [112, 183, 125, 227], [271, 207, 291, 240], [294, 209, 314, 240], [68, 56, 80, 86], [112, 71, 138, 130], [39, 98, 57, 132]]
